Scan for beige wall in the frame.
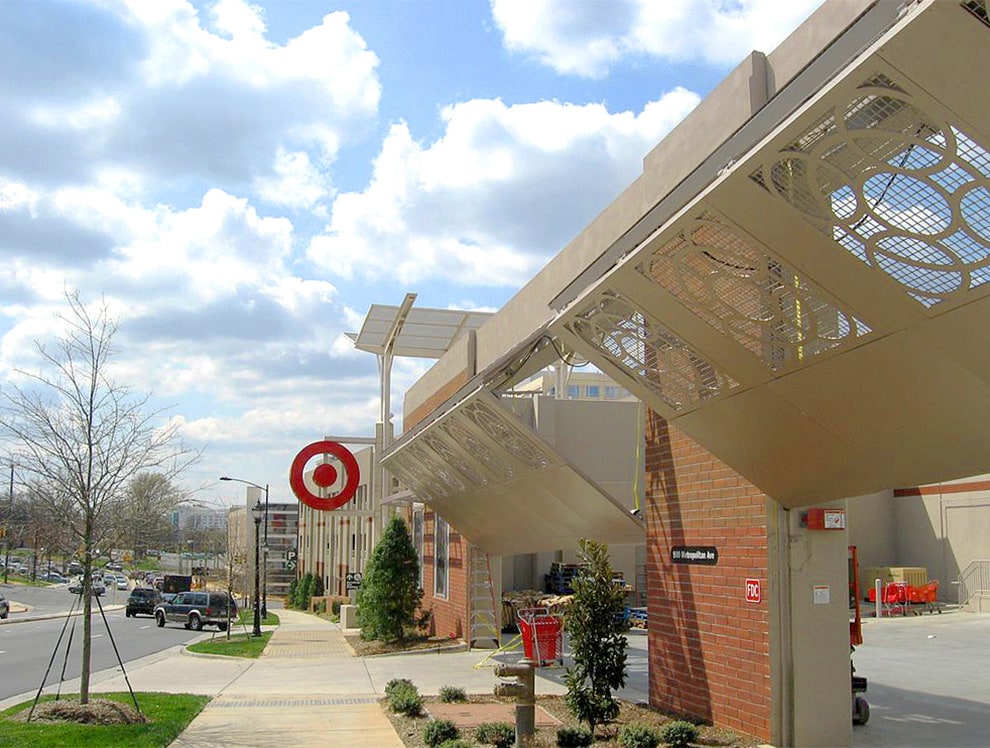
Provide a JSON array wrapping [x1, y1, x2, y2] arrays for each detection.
[[848, 476, 990, 597]]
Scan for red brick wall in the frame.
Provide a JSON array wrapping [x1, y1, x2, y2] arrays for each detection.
[[645, 409, 771, 742], [420, 510, 469, 640]]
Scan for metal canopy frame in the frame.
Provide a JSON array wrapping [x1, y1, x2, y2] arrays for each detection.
[[349, 302, 493, 359], [550, 0, 990, 507]]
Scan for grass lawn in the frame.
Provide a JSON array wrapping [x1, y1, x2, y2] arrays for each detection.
[[237, 609, 279, 626], [187, 630, 273, 658], [0, 692, 209, 747]]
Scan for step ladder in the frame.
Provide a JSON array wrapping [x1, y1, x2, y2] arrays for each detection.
[[469, 547, 500, 649]]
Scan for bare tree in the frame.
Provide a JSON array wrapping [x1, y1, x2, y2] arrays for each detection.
[[0, 291, 196, 703], [114, 472, 184, 558]]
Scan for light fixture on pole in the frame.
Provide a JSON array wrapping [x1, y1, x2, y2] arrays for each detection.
[[250, 500, 263, 637], [220, 476, 269, 617]]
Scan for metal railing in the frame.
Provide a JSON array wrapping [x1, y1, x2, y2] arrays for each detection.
[[957, 559, 990, 607]]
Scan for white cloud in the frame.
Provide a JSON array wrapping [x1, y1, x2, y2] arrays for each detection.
[[307, 89, 700, 287], [3, 0, 379, 213], [254, 147, 334, 213], [490, 0, 826, 78], [0, 178, 40, 216]]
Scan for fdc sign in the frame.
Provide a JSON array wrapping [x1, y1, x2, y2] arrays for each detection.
[[745, 578, 762, 604]]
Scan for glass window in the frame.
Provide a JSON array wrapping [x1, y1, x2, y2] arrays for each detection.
[[605, 385, 620, 400], [567, 384, 579, 399], [412, 508, 424, 587], [434, 515, 449, 599], [585, 385, 600, 398]]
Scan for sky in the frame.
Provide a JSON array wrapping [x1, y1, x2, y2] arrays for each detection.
[[0, 0, 825, 507]]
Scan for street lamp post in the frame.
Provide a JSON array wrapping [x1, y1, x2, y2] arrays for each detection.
[[220, 476, 269, 617], [250, 500, 263, 637]]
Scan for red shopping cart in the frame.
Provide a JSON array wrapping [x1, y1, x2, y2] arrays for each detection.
[[517, 607, 564, 667]]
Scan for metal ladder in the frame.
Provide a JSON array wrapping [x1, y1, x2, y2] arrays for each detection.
[[469, 547, 500, 649]]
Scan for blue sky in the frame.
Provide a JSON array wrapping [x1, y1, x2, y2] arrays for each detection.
[[0, 0, 824, 504]]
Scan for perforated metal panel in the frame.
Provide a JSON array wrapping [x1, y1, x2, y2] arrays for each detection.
[[750, 72, 990, 309], [636, 210, 872, 372], [551, 0, 990, 506], [382, 390, 644, 554]]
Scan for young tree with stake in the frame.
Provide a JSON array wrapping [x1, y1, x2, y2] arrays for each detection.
[[0, 291, 196, 703]]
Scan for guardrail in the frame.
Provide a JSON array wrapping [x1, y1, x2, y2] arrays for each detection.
[[957, 559, 990, 607]]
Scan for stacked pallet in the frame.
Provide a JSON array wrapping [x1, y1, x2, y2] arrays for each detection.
[[545, 562, 587, 594], [627, 607, 648, 629], [501, 589, 573, 630]]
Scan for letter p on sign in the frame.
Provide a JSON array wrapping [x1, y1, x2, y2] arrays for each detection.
[[745, 578, 762, 604]]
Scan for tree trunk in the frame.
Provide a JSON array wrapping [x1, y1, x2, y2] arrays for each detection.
[[80, 524, 93, 703]]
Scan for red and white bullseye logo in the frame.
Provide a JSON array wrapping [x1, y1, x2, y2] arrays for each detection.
[[289, 440, 360, 512]]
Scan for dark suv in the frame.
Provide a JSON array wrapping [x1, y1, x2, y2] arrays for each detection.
[[125, 587, 162, 618], [155, 591, 237, 631]]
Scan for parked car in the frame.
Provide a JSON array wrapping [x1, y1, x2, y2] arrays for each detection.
[[67, 561, 83, 575], [106, 561, 123, 571], [42, 572, 68, 584], [68, 580, 106, 596], [115, 575, 129, 591], [125, 587, 162, 618], [0, 590, 8, 619], [154, 590, 237, 631]]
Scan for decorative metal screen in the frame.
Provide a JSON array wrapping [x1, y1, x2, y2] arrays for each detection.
[[382, 390, 563, 504], [461, 399, 556, 471], [962, 0, 989, 28], [566, 291, 738, 411], [750, 72, 990, 308], [438, 416, 515, 482], [637, 211, 873, 371]]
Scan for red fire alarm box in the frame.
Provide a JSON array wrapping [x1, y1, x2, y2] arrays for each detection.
[[802, 507, 846, 530]]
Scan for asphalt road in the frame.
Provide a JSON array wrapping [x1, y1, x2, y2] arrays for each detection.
[[0, 582, 205, 701]]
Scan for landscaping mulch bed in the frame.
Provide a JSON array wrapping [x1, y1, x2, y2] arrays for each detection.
[[11, 697, 146, 725], [345, 634, 465, 657], [384, 694, 760, 748]]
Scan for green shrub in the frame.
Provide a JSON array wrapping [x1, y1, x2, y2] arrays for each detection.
[[563, 539, 627, 734], [618, 722, 660, 748], [423, 719, 460, 747], [357, 516, 424, 643], [438, 740, 474, 748], [385, 678, 415, 697], [658, 720, 699, 748], [556, 725, 594, 747], [475, 720, 514, 747], [385, 679, 422, 716], [439, 684, 468, 703]]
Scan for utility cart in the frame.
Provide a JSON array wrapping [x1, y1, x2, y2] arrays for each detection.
[[849, 546, 870, 725]]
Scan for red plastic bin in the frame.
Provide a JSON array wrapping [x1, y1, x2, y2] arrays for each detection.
[[517, 608, 563, 667]]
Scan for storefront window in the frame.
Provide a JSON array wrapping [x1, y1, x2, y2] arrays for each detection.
[[412, 507, 424, 587], [434, 515, 448, 598]]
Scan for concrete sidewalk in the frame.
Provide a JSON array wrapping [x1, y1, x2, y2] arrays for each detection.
[[0, 606, 649, 746], [83, 608, 651, 747]]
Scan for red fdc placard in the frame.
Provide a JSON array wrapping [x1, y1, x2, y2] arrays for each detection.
[[745, 578, 762, 604]]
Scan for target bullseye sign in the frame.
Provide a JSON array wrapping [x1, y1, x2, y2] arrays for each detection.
[[289, 440, 360, 511]]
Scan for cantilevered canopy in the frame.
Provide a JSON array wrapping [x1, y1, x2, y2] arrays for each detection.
[[381, 390, 644, 555], [551, 0, 990, 507], [349, 303, 493, 359]]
